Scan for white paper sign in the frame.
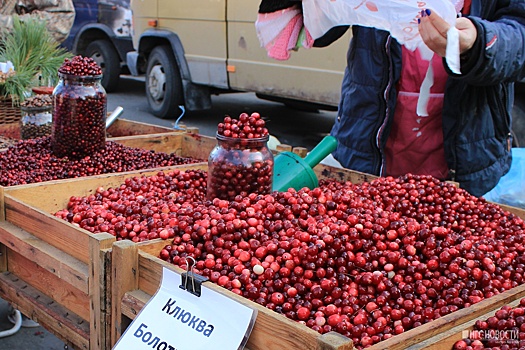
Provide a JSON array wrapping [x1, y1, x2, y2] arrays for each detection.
[[113, 267, 257, 350]]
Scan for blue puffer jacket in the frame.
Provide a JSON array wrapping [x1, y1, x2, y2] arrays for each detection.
[[330, 0, 525, 197]]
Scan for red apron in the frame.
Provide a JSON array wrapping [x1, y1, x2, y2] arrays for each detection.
[[385, 47, 449, 179]]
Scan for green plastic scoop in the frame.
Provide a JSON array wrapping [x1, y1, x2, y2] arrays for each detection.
[[272, 136, 338, 192]]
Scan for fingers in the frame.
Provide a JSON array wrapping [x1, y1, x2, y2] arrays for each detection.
[[418, 9, 451, 57], [456, 17, 478, 53]]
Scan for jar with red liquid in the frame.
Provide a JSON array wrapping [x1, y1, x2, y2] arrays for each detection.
[[207, 113, 274, 201], [51, 56, 107, 158]]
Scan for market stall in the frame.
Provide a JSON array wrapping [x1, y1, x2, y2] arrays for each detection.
[[1, 10, 524, 349]]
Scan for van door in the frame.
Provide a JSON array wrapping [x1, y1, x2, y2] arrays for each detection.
[[145, 0, 229, 89], [226, 0, 349, 107]]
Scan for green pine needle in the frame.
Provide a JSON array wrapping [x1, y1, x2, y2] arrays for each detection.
[[0, 16, 72, 103]]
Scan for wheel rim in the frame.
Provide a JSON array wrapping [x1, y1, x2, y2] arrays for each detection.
[[90, 51, 105, 70], [148, 64, 166, 102]]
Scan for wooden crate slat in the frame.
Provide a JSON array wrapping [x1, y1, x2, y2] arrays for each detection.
[[495, 202, 525, 219], [0, 185, 4, 221], [111, 240, 139, 345], [366, 282, 525, 350], [7, 249, 90, 321], [107, 119, 176, 137], [5, 196, 94, 263], [0, 118, 184, 150], [181, 133, 218, 160], [0, 221, 89, 293], [112, 133, 214, 161], [89, 234, 115, 350], [121, 289, 150, 320], [111, 133, 184, 154], [314, 164, 378, 184], [0, 271, 90, 350], [101, 248, 114, 350], [409, 298, 524, 350], [136, 239, 169, 257]]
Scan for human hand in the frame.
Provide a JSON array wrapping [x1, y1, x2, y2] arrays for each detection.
[[418, 9, 477, 57]]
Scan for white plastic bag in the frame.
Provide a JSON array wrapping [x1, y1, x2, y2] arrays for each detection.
[[301, 0, 461, 116], [483, 148, 525, 209], [302, 0, 457, 51]]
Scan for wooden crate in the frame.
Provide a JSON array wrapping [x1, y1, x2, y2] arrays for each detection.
[[105, 118, 197, 138], [3, 151, 525, 349], [0, 165, 208, 350], [111, 240, 354, 350], [0, 118, 197, 151], [0, 133, 214, 350], [410, 296, 525, 350], [109, 165, 525, 350], [111, 243, 525, 350], [0, 132, 216, 220]]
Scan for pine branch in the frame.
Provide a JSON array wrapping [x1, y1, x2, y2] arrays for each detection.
[[0, 16, 72, 101]]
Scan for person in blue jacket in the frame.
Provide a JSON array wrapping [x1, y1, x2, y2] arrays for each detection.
[[330, 0, 525, 197]]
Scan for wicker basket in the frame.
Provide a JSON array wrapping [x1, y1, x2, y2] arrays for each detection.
[[0, 96, 21, 125]]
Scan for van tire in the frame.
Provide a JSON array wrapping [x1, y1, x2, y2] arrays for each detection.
[[145, 45, 183, 119], [86, 40, 121, 92]]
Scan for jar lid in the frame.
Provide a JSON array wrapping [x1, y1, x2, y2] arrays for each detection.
[[31, 86, 54, 95]]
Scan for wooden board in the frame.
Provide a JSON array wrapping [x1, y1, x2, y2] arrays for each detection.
[[0, 271, 90, 350], [0, 117, 184, 145], [409, 298, 524, 350]]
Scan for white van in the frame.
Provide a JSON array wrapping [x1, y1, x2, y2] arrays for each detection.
[[126, 0, 350, 118]]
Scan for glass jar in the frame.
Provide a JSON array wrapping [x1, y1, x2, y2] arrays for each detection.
[[20, 105, 53, 140], [51, 72, 107, 158], [207, 134, 274, 201]]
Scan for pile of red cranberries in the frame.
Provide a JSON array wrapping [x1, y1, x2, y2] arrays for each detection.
[[217, 112, 269, 139], [55, 170, 208, 240], [0, 137, 202, 186], [58, 55, 103, 76], [453, 298, 525, 350], [207, 112, 273, 201], [52, 55, 106, 158], [55, 170, 525, 348]]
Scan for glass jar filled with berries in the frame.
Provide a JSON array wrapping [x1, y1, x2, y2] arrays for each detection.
[[51, 55, 107, 158], [207, 112, 274, 201], [20, 94, 53, 140]]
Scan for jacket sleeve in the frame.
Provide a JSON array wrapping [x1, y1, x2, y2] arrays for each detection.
[[258, 0, 300, 13], [313, 25, 350, 48], [445, 1, 525, 85]]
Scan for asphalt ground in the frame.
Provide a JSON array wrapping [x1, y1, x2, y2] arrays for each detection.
[[0, 298, 65, 349]]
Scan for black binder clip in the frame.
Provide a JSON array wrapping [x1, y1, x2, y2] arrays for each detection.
[[179, 257, 208, 297]]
